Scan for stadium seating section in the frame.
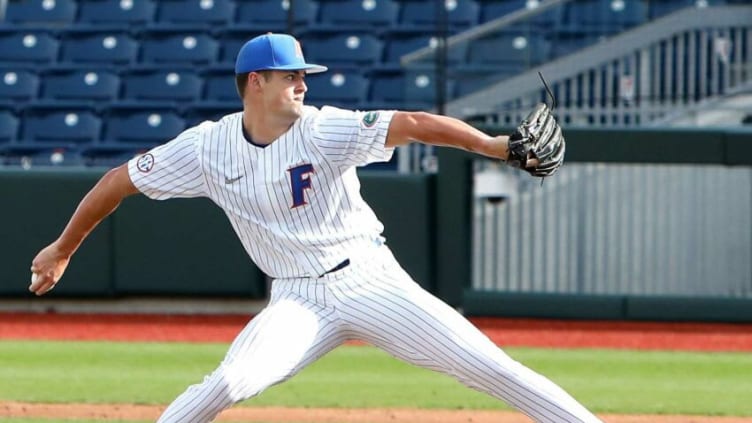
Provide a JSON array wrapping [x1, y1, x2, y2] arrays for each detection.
[[0, 0, 742, 168]]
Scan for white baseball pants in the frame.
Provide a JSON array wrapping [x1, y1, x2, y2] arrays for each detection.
[[157, 244, 602, 423]]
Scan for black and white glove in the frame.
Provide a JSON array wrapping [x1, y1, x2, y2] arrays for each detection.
[[507, 103, 565, 177]]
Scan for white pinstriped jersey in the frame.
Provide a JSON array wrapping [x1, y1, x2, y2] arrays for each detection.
[[128, 106, 396, 279]]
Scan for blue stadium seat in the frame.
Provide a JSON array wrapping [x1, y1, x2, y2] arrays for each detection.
[[59, 29, 138, 65], [304, 71, 369, 109], [21, 106, 102, 144], [0, 68, 40, 103], [561, 0, 646, 33], [156, 0, 236, 26], [302, 32, 383, 67], [80, 143, 154, 168], [368, 70, 407, 109], [140, 30, 219, 66], [122, 67, 202, 103], [0, 109, 20, 143], [40, 67, 120, 103], [398, 0, 480, 30], [77, 0, 157, 26], [184, 102, 240, 126], [1, 145, 84, 168], [649, 0, 725, 19], [478, 0, 519, 20], [4, 0, 77, 26], [381, 29, 467, 69], [234, 0, 318, 29], [604, 0, 647, 29], [478, 0, 563, 27], [452, 69, 517, 97], [103, 106, 187, 143], [550, 32, 605, 57], [403, 68, 445, 109], [0, 30, 59, 66], [202, 68, 239, 102], [369, 68, 455, 110], [467, 31, 550, 67], [317, 0, 400, 29]]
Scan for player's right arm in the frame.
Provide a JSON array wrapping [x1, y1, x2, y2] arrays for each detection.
[[29, 124, 208, 296], [29, 164, 139, 296]]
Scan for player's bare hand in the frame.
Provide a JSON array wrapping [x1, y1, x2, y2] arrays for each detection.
[[29, 242, 70, 296]]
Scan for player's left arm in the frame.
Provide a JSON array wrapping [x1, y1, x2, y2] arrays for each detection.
[[387, 108, 566, 177], [386, 111, 511, 161]]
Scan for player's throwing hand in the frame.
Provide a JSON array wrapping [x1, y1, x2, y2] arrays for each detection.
[[29, 242, 69, 296]]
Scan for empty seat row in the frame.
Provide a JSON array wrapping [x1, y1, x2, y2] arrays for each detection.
[[0, 105, 189, 145], [0, 143, 153, 168], [5, 0, 728, 35], [0, 27, 553, 73], [0, 63, 525, 114], [0, 28, 248, 67], [0, 104, 401, 169], [0, 28, 425, 68], [1, 63, 511, 144], [0, 66, 240, 104], [0, 139, 399, 170], [2, 0, 540, 30]]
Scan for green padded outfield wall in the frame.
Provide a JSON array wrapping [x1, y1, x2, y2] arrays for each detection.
[[112, 195, 265, 297], [0, 170, 113, 296], [0, 169, 434, 298], [360, 172, 435, 291]]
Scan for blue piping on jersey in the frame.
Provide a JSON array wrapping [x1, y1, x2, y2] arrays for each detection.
[[242, 119, 270, 149]]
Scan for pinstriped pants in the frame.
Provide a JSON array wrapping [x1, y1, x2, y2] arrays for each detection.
[[157, 244, 602, 423]]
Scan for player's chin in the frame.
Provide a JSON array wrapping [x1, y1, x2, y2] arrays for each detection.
[[288, 101, 304, 115]]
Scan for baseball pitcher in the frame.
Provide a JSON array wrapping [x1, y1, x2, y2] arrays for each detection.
[[30, 33, 597, 423]]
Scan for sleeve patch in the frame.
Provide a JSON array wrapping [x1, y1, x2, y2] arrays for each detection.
[[361, 111, 380, 128], [136, 153, 155, 173]]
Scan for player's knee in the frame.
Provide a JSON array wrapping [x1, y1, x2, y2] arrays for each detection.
[[212, 361, 281, 403]]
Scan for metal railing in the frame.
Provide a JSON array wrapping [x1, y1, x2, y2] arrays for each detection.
[[445, 6, 752, 127]]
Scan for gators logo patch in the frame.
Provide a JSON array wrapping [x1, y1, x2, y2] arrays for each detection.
[[361, 111, 380, 128]]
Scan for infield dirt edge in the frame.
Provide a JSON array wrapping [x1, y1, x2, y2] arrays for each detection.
[[3, 401, 752, 423]]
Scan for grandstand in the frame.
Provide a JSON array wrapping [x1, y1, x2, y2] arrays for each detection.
[[0, 0, 750, 170]]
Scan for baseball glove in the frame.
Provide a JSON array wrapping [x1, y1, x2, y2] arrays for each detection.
[[507, 103, 565, 178]]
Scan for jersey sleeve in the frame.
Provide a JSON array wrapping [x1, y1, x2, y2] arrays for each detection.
[[307, 106, 396, 168], [127, 127, 207, 200]]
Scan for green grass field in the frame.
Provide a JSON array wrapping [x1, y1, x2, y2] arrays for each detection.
[[1, 340, 751, 418]]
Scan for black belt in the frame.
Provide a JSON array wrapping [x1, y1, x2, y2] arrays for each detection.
[[321, 259, 350, 277]]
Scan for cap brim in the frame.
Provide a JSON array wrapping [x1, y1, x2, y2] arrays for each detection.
[[261, 63, 328, 74]]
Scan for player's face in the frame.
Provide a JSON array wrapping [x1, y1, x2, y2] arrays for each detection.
[[261, 70, 307, 120]]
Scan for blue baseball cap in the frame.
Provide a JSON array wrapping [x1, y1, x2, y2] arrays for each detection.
[[235, 33, 327, 75]]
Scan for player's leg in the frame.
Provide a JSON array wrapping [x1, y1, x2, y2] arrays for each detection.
[[338, 250, 601, 423], [157, 281, 345, 423]]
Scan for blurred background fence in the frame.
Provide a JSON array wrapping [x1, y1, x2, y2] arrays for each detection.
[[472, 162, 752, 298]]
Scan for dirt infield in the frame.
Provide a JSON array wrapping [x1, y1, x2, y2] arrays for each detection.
[[2, 401, 751, 423], [2, 312, 752, 422], [2, 312, 752, 351]]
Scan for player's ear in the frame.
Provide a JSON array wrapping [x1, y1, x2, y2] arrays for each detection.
[[249, 72, 264, 89]]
